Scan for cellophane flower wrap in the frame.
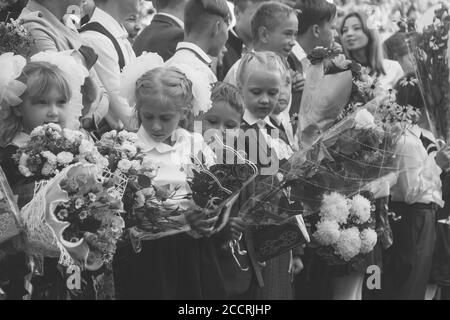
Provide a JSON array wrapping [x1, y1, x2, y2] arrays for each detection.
[[19, 163, 125, 270], [13, 124, 109, 179], [187, 134, 258, 232], [407, 3, 450, 140], [297, 46, 353, 147]]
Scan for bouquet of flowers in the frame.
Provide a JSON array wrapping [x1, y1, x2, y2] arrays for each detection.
[[13, 124, 109, 178], [51, 164, 125, 269], [95, 130, 145, 175], [311, 192, 377, 266], [20, 163, 125, 269], [0, 18, 33, 57], [123, 155, 196, 247], [298, 46, 355, 147], [407, 2, 450, 140], [289, 98, 418, 215]]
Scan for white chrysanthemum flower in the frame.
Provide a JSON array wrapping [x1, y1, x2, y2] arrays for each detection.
[[63, 128, 83, 143], [130, 160, 141, 171], [320, 192, 350, 224], [360, 228, 377, 254], [41, 162, 56, 176], [30, 126, 45, 138], [79, 139, 95, 154], [117, 159, 132, 172], [350, 194, 372, 224], [57, 151, 74, 165], [18, 154, 32, 177], [313, 219, 341, 246], [354, 109, 375, 130], [121, 141, 137, 157], [41, 151, 57, 166], [334, 227, 362, 261], [101, 130, 117, 141]]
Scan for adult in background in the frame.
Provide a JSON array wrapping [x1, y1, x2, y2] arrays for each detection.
[[133, 0, 186, 60], [19, 0, 110, 136], [340, 11, 404, 90]]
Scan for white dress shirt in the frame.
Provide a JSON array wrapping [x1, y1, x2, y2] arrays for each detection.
[[243, 110, 293, 160], [137, 127, 215, 208], [80, 7, 137, 130], [165, 42, 217, 85], [378, 59, 405, 90], [291, 41, 310, 79], [390, 125, 444, 207]]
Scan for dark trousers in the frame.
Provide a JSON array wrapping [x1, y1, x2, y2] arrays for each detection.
[[382, 202, 437, 300]]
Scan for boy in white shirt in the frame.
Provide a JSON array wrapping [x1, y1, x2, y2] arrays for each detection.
[[80, 0, 139, 131], [385, 73, 450, 300], [165, 0, 231, 85]]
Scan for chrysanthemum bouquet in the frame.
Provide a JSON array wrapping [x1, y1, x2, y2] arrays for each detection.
[[13, 124, 108, 178], [95, 130, 145, 175], [312, 192, 377, 265]]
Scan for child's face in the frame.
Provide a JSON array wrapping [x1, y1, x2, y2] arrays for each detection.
[[17, 87, 69, 134], [138, 96, 184, 143], [273, 73, 292, 115], [202, 100, 242, 134], [242, 69, 281, 119], [263, 13, 298, 58]]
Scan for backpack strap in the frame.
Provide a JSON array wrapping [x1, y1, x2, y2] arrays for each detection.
[[80, 22, 126, 71]]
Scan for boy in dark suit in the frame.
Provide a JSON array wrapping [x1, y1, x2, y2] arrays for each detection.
[[133, 0, 186, 60]]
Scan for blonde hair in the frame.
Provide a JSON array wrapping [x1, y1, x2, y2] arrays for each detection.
[[236, 51, 286, 89], [0, 61, 72, 147], [135, 66, 194, 129]]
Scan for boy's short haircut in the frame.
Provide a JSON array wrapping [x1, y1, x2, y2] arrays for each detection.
[[152, 0, 185, 11], [251, 1, 295, 42], [184, 0, 231, 35], [233, 0, 268, 12], [295, 0, 337, 35], [211, 82, 245, 115]]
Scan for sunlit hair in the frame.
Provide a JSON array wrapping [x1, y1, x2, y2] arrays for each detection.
[[236, 51, 285, 89], [211, 82, 245, 115], [135, 66, 194, 128], [340, 11, 386, 77], [0, 61, 72, 147], [251, 1, 295, 43]]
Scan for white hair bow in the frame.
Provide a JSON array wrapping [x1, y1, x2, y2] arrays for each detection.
[[0, 52, 27, 109]]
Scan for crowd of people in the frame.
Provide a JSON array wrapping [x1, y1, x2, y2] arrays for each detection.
[[0, 0, 450, 301]]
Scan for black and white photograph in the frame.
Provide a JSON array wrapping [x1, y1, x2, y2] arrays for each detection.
[[0, 0, 450, 303]]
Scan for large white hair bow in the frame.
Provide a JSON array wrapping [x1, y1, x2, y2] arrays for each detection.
[[167, 62, 212, 116], [31, 50, 89, 130], [120, 51, 165, 107], [0, 52, 27, 109]]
